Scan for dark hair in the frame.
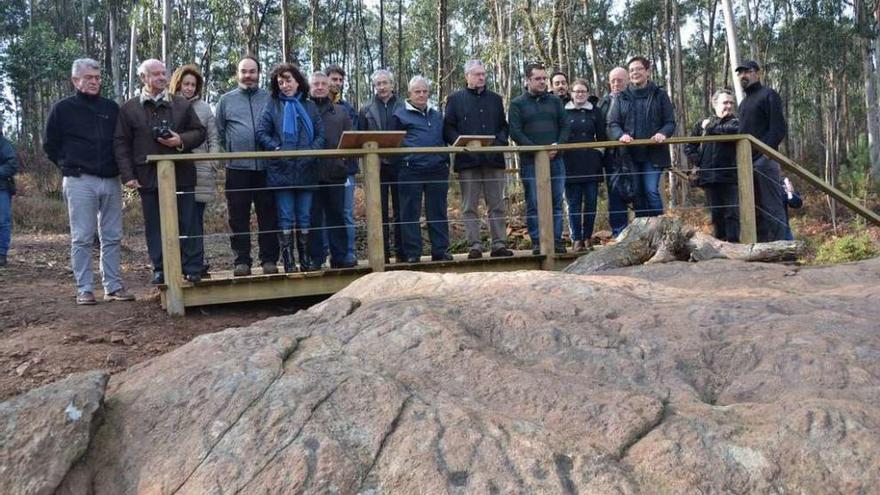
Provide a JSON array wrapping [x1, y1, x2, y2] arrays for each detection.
[[627, 56, 651, 71], [239, 55, 261, 73], [524, 62, 546, 79], [324, 64, 345, 78], [550, 71, 568, 82], [269, 63, 310, 98], [169, 64, 204, 98]]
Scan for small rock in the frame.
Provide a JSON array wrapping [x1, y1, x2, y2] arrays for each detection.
[[109, 333, 127, 344], [105, 351, 127, 367], [62, 333, 86, 343], [14, 360, 32, 376], [85, 336, 106, 344]]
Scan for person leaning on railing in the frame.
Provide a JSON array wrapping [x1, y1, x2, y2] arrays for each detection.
[[683, 89, 740, 243], [391, 76, 451, 263], [606, 56, 676, 219], [256, 63, 325, 273], [563, 78, 607, 252], [169, 64, 221, 277], [598, 67, 632, 237]]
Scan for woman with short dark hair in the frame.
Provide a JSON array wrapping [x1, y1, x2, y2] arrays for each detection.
[[256, 63, 325, 272]]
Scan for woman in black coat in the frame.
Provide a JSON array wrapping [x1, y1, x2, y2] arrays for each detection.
[[684, 89, 740, 242], [564, 79, 607, 251]]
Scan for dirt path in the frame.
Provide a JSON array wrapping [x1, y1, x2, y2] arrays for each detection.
[[0, 233, 322, 401]]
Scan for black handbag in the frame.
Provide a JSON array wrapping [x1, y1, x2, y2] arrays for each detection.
[[606, 147, 636, 204]]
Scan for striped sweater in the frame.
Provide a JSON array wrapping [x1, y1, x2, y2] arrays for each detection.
[[508, 91, 570, 165]]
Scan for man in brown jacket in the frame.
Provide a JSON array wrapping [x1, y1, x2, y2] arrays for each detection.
[[114, 58, 206, 285]]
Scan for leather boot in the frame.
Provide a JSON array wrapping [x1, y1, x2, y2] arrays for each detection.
[[296, 229, 313, 271], [279, 230, 296, 273]]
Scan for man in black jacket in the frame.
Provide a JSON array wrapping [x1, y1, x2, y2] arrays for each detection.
[[443, 59, 513, 258], [598, 66, 630, 236], [44, 58, 134, 305], [736, 59, 788, 242]]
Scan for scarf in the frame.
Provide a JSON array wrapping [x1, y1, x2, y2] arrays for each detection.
[[279, 92, 314, 145]]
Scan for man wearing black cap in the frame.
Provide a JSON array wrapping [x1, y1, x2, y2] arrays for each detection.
[[736, 60, 788, 242]]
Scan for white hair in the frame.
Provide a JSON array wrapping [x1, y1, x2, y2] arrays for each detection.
[[71, 58, 100, 78], [408, 75, 431, 91], [137, 59, 164, 78], [463, 60, 485, 75], [711, 89, 735, 104], [310, 71, 328, 82], [370, 69, 394, 86]]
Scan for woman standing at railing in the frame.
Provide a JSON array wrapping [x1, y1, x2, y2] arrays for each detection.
[[169, 65, 221, 277], [684, 89, 740, 242], [564, 79, 607, 252], [257, 63, 325, 273]]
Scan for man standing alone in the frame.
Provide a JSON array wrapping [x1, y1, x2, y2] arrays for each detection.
[[736, 60, 788, 242], [215, 56, 279, 276], [45, 58, 134, 305]]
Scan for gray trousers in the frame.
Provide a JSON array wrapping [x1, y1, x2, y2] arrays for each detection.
[[62, 175, 124, 294], [753, 157, 788, 242], [459, 167, 508, 249]]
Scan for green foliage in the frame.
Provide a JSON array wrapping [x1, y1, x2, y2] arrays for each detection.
[[840, 134, 874, 201], [814, 233, 878, 264]]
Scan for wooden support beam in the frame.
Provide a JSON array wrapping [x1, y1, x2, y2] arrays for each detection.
[[362, 142, 386, 271], [736, 139, 758, 244], [157, 159, 185, 316], [534, 150, 555, 270]]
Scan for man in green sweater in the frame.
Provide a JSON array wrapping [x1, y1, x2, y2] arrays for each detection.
[[509, 63, 570, 254]]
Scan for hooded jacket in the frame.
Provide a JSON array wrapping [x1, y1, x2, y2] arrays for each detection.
[[606, 81, 676, 167]]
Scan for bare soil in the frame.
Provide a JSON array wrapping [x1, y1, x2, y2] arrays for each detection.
[[0, 233, 323, 401]]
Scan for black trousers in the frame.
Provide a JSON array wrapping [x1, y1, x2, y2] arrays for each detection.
[[308, 182, 349, 265], [704, 183, 740, 243], [139, 187, 202, 276], [753, 157, 787, 242], [225, 168, 279, 266], [381, 164, 404, 257]]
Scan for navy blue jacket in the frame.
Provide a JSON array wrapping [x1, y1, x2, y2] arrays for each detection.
[[256, 94, 325, 189], [564, 101, 606, 183], [44, 92, 119, 178], [392, 101, 449, 174], [0, 134, 18, 193], [442, 86, 508, 171], [607, 81, 676, 167]]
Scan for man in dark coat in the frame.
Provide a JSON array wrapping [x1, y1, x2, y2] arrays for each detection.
[[324, 64, 358, 265], [599, 67, 631, 236], [358, 69, 405, 263], [114, 58, 206, 285], [607, 56, 676, 218], [443, 59, 513, 259], [736, 59, 789, 242], [684, 89, 741, 242]]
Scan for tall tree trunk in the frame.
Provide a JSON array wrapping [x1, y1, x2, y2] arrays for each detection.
[[397, 0, 403, 88], [161, 0, 171, 63], [310, 0, 319, 68], [703, 0, 718, 114], [436, 0, 448, 104], [523, 0, 551, 67], [672, 0, 689, 204], [858, 0, 880, 179], [81, 0, 92, 55], [720, 0, 744, 103], [281, 0, 290, 62], [108, 1, 123, 103], [741, 0, 757, 59], [128, 6, 139, 99], [379, 0, 386, 68]]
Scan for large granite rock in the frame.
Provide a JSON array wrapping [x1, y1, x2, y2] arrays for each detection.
[[0, 370, 108, 495], [6, 258, 880, 493]]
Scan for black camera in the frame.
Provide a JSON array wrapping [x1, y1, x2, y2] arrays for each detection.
[[152, 120, 173, 141]]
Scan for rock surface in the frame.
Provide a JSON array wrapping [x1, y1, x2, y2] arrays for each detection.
[[4, 258, 880, 493], [0, 370, 108, 495]]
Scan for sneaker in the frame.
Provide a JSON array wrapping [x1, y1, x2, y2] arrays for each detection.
[[490, 246, 514, 257], [467, 247, 483, 259], [76, 291, 97, 306], [431, 253, 454, 262], [104, 289, 135, 302], [261, 262, 278, 275], [185, 273, 202, 284], [151, 272, 165, 285], [233, 264, 251, 277], [554, 245, 567, 254]]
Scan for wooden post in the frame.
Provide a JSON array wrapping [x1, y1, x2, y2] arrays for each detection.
[[157, 159, 185, 316], [534, 150, 555, 270], [362, 142, 386, 271], [736, 139, 758, 244]]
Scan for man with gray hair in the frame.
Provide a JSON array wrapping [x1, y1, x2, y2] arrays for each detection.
[[115, 58, 206, 286], [357, 68, 404, 262], [44, 58, 134, 305], [443, 59, 512, 258]]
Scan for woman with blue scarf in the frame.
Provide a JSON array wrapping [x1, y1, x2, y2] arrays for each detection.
[[257, 63, 325, 272]]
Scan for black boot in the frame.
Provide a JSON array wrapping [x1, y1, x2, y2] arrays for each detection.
[[297, 230, 317, 271], [279, 230, 296, 273]]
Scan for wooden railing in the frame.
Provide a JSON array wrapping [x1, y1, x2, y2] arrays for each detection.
[[147, 134, 880, 315]]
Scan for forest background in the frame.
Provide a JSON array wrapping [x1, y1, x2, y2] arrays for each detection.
[[2, 0, 880, 249]]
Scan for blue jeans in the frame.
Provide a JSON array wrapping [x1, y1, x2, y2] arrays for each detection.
[[0, 190, 10, 257], [605, 177, 630, 236], [398, 167, 449, 258], [343, 175, 356, 263], [633, 161, 664, 217], [565, 181, 599, 241], [275, 190, 313, 231], [520, 158, 565, 247]]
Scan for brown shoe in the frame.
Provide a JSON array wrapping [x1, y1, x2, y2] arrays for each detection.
[[76, 291, 97, 306], [104, 289, 135, 302]]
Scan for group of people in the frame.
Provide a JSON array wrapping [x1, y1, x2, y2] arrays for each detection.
[[38, 51, 792, 305]]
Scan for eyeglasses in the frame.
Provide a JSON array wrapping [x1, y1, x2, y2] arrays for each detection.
[[572, 90, 589, 94]]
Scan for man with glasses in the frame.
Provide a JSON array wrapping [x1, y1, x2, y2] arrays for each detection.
[[509, 62, 570, 254]]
